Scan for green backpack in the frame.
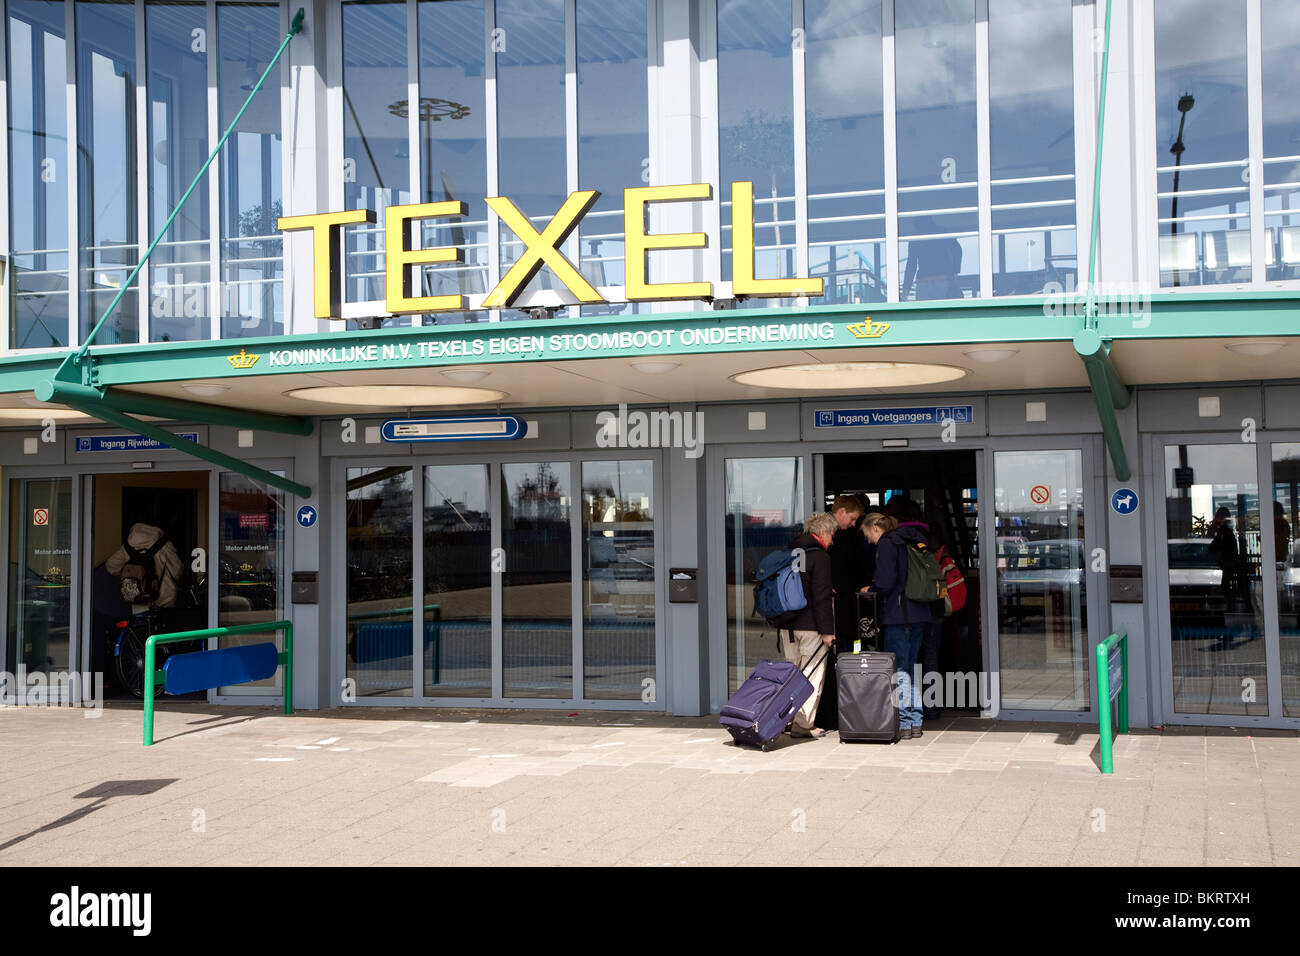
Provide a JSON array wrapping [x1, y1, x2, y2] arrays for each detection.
[[903, 540, 947, 604]]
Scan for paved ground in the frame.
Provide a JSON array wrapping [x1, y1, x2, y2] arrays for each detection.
[[1, 703, 1297, 867]]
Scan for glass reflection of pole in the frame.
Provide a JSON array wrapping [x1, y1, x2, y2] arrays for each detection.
[[1168, 93, 1195, 286]]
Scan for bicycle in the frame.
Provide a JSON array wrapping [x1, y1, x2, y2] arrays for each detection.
[[112, 583, 208, 698]]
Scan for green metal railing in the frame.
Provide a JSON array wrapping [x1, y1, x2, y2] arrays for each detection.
[[1096, 631, 1129, 774], [143, 620, 293, 747]]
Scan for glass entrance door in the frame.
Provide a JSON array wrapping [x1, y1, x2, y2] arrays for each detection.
[[6, 478, 74, 695]]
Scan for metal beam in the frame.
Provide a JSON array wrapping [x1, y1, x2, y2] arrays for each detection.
[[1075, 328, 1132, 481], [35, 380, 310, 498], [38, 379, 313, 436]]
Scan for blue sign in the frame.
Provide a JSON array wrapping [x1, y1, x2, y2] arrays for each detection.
[[814, 406, 975, 428], [75, 432, 199, 453], [1111, 488, 1139, 515], [381, 416, 524, 442], [296, 505, 318, 529]]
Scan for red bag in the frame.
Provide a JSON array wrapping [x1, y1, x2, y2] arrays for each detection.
[[936, 545, 966, 615]]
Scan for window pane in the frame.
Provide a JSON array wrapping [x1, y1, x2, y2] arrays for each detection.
[[346, 467, 414, 697], [994, 450, 1088, 711], [418, 0, 488, 325], [1261, 0, 1300, 280], [895, 0, 978, 300], [576, 0, 648, 317], [989, 0, 1076, 296], [1154, 0, 1250, 287], [725, 457, 803, 695], [147, 1, 210, 342], [76, 0, 139, 344], [1164, 444, 1266, 716], [582, 460, 654, 700], [7, 479, 73, 675], [423, 465, 491, 698], [496, 0, 566, 321], [219, 2, 284, 337], [805, 0, 886, 305], [217, 473, 284, 695], [7, 0, 70, 349], [1271, 443, 1300, 716], [718, 0, 795, 303], [502, 462, 572, 697]]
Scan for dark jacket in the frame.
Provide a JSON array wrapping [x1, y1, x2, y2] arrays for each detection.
[[871, 525, 938, 627], [785, 532, 834, 636]]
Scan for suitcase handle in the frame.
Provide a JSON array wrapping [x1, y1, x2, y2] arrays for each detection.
[[781, 631, 830, 679]]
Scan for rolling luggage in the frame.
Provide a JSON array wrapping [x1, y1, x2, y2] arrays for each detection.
[[836, 650, 900, 743], [721, 641, 829, 749]]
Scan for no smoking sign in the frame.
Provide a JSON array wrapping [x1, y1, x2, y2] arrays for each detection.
[[1029, 485, 1051, 505], [32, 508, 49, 526]]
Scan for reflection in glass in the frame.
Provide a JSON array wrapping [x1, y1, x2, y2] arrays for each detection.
[[1164, 444, 1266, 715], [6, 479, 73, 676], [994, 451, 1087, 711], [1261, 1, 1300, 280], [346, 467, 414, 697], [989, 0, 1076, 296], [342, 0, 410, 317], [1272, 444, 1300, 716], [576, 0, 648, 317], [502, 462, 572, 697], [496, 0, 566, 321], [1155, 0, 1249, 287], [148, 1, 210, 342], [76, 0, 139, 344], [219, 2, 283, 337], [217, 473, 283, 694], [895, 0, 977, 300], [423, 465, 491, 697], [7, 0, 70, 349], [418, 0, 488, 325], [725, 458, 803, 694], [582, 460, 654, 700], [718, 0, 794, 305], [805, 1, 886, 304]]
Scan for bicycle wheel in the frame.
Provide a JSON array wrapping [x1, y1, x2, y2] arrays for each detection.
[[115, 625, 164, 699]]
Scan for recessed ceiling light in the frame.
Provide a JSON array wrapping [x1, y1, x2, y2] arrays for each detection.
[[440, 368, 490, 383], [1225, 341, 1285, 357], [284, 385, 506, 406], [0, 406, 91, 421], [731, 362, 968, 390], [963, 347, 1019, 363], [630, 361, 680, 374], [182, 383, 231, 397]]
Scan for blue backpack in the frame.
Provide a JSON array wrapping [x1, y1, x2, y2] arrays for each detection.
[[753, 548, 808, 626]]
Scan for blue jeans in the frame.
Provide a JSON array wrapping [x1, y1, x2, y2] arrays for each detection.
[[884, 623, 926, 730]]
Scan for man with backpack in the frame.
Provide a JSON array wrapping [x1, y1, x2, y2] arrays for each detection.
[[774, 512, 837, 739], [105, 523, 183, 613]]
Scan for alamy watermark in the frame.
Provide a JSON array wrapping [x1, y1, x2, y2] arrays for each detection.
[[0, 667, 103, 716], [596, 403, 704, 459], [1042, 277, 1151, 326]]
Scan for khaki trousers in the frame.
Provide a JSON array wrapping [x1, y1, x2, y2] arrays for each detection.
[[780, 629, 828, 732]]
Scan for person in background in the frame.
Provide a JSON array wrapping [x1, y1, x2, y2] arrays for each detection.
[[885, 498, 946, 720], [783, 512, 838, 739], [829, 494, 868, 651], [1275, 501, 1292, 565], [106, 522, 183, 614], [861, 511, 932, 739]]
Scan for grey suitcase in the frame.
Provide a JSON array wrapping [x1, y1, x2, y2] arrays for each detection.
[[836, 651, 899, 743]]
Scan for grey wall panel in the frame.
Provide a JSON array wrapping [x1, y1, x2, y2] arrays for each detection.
[[799, 395, 989, 440], [65, 425, 210, 465], [320, 417, 413, 457], [0, 427, 66, 465], [695, 402, 801, 444], [987, 391, 1101, 435], [572, 406, 694, 452], [1136, 386, 1263, 433], [1264, 385, 1300, 429]]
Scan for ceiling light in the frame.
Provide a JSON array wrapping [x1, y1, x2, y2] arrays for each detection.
[[440, 368, 490, 383], [0, 406, 91, 421], [963, 347, 1019, 363], [284, 385, 506, 407], [182, 383, 231, 397], [630, 361, 679, 374], [1225, 341, 1285, 357], [731, 362, 968, 390]]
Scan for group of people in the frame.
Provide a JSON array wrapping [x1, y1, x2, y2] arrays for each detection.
[[776, 494, 952, 740]]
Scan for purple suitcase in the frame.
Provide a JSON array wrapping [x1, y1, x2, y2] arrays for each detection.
[[720, 645, 829, 749]]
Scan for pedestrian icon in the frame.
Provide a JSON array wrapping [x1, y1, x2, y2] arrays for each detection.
[[296, 505, 318, 528], [1111, 488, 1138, 515]]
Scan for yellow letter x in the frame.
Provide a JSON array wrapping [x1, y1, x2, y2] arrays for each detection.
[[482, 191, 605, 308]]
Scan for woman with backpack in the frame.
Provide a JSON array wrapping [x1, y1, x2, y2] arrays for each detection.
[[860, 512, 935, 739]]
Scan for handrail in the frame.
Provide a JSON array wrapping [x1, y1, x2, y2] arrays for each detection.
[[143, 619, 293, 747], [1096, 631, 1129, 774]]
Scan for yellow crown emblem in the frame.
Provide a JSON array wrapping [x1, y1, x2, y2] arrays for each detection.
[[228, 348, 260, 370], [240, 562, 253, 573], [846, 319, 890, 339]]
